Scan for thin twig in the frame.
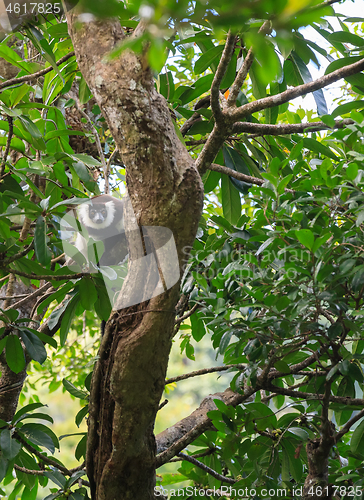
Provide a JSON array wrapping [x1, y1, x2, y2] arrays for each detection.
[[0, 52, 76, 90], [319, 308, 336, 325], [169, 448, 216, 462], [266, 382, 364, 406], [208, 162, 264, 186], [178, 452, 236, 484], [0, 267, 86, 281], [14, 432, 71, 475], [232, 57, 364, 121], [2, 242, 34, 266], [336, 408, 364, 441], [76, 101, 109, 193], [166, 363, 246, 385], [105, 147, 119, 190], [174, 303, 199, 325], [227, 20, 271, 107], [233, 118, 354, 136], [0, 294, 28, 300], [5, 282, 53, 311], [180, 112, 202, 136], [14, 464, 44, 475], [0, 115, 13, 178]]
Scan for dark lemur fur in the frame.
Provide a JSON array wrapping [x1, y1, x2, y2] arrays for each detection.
[[77, 195, 128, 267], [76, 195, 128, 335]]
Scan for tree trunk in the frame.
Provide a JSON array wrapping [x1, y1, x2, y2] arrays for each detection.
[[64, 11, 203, 499]]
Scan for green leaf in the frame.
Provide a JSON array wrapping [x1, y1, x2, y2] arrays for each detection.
[[18, 330, 47, 365], [274, 360, 290, 373], [20, 423, 58, 453], [34, 216, 52, 266], [9, 84, 31, 108], [352, 268, 364, 292], [75, 405, 89, 428], [60, 295, 80, 345], [0, 45, 31, 73], [281, 439, 303, 482], [190, 313, 206, 342], [0, 429, 21, 459], [75, 434, 87, 461], [148, 38, 168, 73], [291, 52, 327, 115], [351, 419, 364, 455], [221, 173, 241, 225], [245, 402, 277, 430], [346, 163, 358, 181], [332, 100, 364, 118], [287, 427, 309, 440], [62, 379, 88, 400], [12, 403, 46, 424], [14, 412, 53, 425], [26, 27, 64, 81], [0, 136, 25, 153], [79, 75, 92, 104], [6, 335, 25, 374], [221, 52, 237, 89], [45, 469, 67, 488], [295, 229, 314, 250], [79, 278, 98, 310], [223, 145, 254, 194], [312, 233, 331, 253], [161, 473, 188, 486], [194, 45, 224, 74], [72, 162, 93, 183], [328, 31, 364, 47], [158, 71, 175, 101], [203, 169, 220, 193], [219, 330, 232, 354], [302, 137, 337, 159], [179, 75, 214, 105]]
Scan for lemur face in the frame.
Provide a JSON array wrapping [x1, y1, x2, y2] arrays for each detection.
[[78, 200, 116, 230], [89, 206, 108, 224]]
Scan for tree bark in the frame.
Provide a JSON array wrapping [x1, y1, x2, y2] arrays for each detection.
[[64, 12, 203, 500]]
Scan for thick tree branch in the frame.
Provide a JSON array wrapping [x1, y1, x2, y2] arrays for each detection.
[[232, 118, 354, 136], [266, 382, 364, 405], [208, 163, 264, 186], [0, 268, 86, 281], [232, 58, 364, 121], [155, 387, 256, 466], [210, 31, 236, 122]]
